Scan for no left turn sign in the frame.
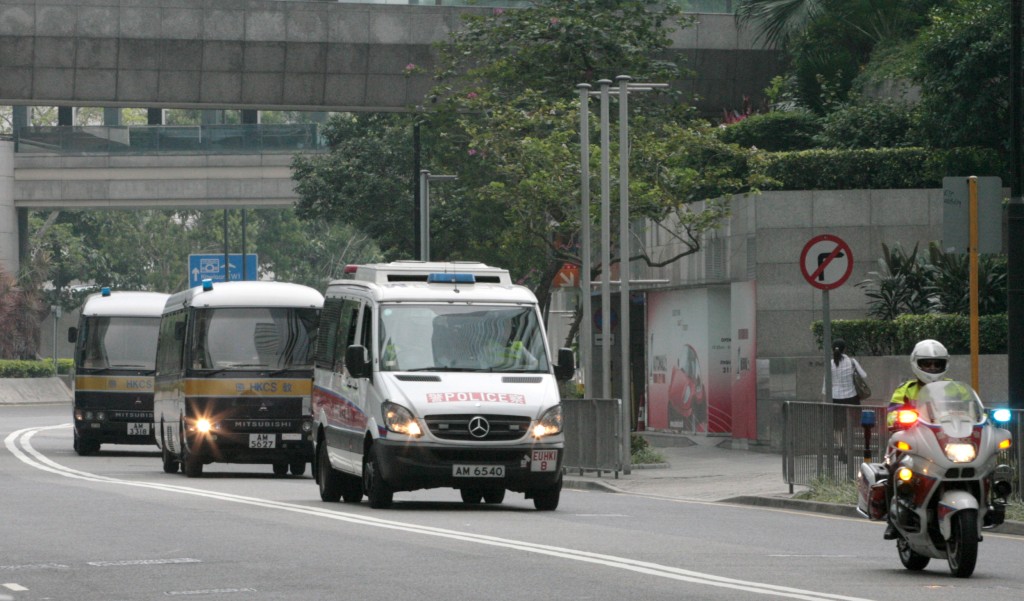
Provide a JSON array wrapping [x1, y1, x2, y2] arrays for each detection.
[[800, 234, 853, 291]]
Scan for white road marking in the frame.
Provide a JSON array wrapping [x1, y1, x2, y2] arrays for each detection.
[[2, 584, 28, 591], [7, 424, 878, 601]]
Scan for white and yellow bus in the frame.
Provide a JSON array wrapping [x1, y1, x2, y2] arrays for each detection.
[[69, 289, 170, 455], [153, 280, 323, 477]]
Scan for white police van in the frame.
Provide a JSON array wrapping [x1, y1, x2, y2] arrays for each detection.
[[312, 261, 574, 510]]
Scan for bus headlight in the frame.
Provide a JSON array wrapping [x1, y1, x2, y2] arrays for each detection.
[[195, 419, 212, 434], [382, 402, 422, 437], [532, 405, 563, 439]]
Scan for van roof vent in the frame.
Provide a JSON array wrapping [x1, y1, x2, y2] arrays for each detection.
[[347, 261, 512, 285]]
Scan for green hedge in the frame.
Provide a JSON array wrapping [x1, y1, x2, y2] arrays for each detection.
[[812, 313, 1007, 356], [718, 110, 821, 151], [0, 359, 74, 378], [755, 146, 1004, 190]]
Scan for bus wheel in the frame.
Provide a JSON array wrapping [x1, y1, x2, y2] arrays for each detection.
[[363, 445, 393, 509], [182, 446, 203, 478], [161, 446, 180, 474], [272, 463, 289, 476], [289, 462, 306, 476]]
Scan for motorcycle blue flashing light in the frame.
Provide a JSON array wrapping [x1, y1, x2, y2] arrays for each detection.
[[861, 410, 876, 427], [101, 287, 111, 297], [992, 408, 1012, 423], [428, 272, 475, 284], [202, 279, 214, 291]]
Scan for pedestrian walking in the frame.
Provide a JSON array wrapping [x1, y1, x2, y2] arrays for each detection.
[[823, 339, 868, 461]]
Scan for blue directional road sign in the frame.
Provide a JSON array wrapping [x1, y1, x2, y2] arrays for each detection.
[[188, 254, 258, 287]]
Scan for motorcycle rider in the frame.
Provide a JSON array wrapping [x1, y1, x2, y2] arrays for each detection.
[[882, 338, 950, 539]]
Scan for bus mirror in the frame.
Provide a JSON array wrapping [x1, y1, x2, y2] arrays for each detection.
[[554, 347, 575, 382], [67, 327, 78, 343], [174, 322, 186, 341], [345, 345, 370, 379]]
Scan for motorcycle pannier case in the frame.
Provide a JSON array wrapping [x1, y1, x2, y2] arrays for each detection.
[[856, 462, 889, 520]]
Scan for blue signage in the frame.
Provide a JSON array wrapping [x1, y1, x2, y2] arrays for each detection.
[[188, 254, 258, 287]]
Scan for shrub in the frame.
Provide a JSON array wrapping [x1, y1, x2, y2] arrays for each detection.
[[811, 313, 1007, 355], [0, 360, 58, 378], [815, 99, 919, 149], [717, 110, 821, 151]]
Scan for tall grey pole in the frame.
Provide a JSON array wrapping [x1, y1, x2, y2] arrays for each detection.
[[419, 169, 430, 261], [598, 79, 612, 400], [822, 290, 833, 403], [616, 76, 632, 472], [577, 84, 593, 396]]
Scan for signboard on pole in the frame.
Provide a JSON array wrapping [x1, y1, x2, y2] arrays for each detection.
[[188, 253, 258, 287], [799, 234, 854, 290], [942, 176, 1002, 254]]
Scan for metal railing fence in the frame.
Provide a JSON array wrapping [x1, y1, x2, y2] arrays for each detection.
[[15, 124, 323, 155], [562, 397, 624, 478], [783, 401, 1024, 501]]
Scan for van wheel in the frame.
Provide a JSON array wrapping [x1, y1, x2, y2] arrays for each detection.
[[289, 462, 306, 476], [460, 488, 483, 504], [272, 463, 289, 477], [363, 445, 393, 509], [161, 446, 180, 474], [531, 475, 562, 511], [317, 442, 343, 502], [483, 489, 506, 504]]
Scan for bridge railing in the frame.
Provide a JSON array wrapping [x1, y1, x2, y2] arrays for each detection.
[[336, 1, 734, 13], [15, 124, 324, 155]]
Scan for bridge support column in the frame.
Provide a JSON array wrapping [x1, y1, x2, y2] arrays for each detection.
[[0, 140, 18, 276], [103, 108, 121, 126]]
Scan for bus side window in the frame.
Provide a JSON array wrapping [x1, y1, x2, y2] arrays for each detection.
[[156, 311, 186, 375]]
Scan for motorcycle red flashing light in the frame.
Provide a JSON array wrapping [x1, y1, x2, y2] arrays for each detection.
[[896, 410, 919, 426]]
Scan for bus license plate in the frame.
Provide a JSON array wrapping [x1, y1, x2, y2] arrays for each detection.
[[127, 423, 150, 436], [453, 465, 504, 478], [249, 434, 276, 449]]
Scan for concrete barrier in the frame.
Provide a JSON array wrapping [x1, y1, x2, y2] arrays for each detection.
[[0, 377, 72, 404]]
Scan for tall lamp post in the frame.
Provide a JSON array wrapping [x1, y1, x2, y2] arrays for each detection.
[[1010, 0, 1024, 410], [419, 170, 457, 261]]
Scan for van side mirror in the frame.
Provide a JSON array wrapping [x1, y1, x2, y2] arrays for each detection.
[[174, 322, 186, 341], [345, 345, 371, 379], [554, 347, 575, 382], [67, 327, 78, 343]]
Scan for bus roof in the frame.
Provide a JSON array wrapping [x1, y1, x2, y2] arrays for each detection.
[[163, 281, 324, 313], [80, 291, 170, 317]]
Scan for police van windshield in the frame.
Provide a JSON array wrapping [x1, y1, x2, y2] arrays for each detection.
[[191, 307, 318, 370], [79, 316, 160, 370], [379, 304, 549, 373]]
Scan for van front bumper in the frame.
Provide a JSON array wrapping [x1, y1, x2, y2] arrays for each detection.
[[374, 439, 563, 493]]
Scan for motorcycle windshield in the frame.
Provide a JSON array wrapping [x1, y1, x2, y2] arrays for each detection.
[[915, 380, 986, 426]]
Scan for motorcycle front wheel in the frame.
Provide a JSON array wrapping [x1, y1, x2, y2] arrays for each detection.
[[947, 510, 979, 578], [897, 538, 930, 571]]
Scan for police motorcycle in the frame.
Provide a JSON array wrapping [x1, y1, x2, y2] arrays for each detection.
[[857, 381, 1013, 578]]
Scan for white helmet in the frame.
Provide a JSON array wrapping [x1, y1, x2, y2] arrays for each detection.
[[910, 339, 949, 384]]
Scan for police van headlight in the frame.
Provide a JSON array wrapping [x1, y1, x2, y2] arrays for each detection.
[[382, 402, 422, 437], [532, 405, 563, 439]]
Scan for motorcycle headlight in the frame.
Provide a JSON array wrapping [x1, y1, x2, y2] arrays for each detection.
[[532, 405, 563, 439], [944, 443, 977, 463], [382, 401, 422, 437]]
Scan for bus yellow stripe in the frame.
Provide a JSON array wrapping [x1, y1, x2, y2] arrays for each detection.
[[183, 379, 312, 396], [76, 376, 154, 393]]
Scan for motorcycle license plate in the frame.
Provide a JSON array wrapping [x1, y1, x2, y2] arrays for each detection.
[[453, 465, 505, 478], [249, 434, 276, 449], [127, 423, 150, 436]]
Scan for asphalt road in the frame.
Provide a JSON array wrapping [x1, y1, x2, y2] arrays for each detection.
[[4, 403, 1024, 601]]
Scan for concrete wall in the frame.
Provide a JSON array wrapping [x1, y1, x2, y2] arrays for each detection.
[[0, 1, 781, 116]]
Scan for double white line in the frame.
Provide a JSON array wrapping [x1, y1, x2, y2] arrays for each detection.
[[7, 425, 876, 601]]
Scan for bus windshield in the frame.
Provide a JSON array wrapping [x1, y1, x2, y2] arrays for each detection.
[[378, 304, 549, 373], [191, 307, 318, 370], [79, 316, 161, 370]]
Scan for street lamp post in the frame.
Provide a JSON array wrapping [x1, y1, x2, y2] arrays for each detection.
[[418, 170, 457, 261]]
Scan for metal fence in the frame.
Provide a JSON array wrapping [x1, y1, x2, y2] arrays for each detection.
[[782, 401, 1024, 501], [562, 398, 624, 478], [15, 124, 324, 155]]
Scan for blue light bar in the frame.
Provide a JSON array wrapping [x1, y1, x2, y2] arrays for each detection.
[[992, 408, 1012, 423], [101, 287, 111, 297], [202, 278, 214, 291], [428, 273, 475, 284]]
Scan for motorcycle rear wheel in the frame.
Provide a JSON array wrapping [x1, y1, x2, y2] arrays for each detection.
[[897, 538, 930, 571], [947, 510, 979, 578]]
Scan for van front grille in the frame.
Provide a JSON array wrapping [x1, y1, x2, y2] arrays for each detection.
[[424, 414, 532, 441]]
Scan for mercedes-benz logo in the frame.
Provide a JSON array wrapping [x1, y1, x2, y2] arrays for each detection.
[[468, 416, 490, 439]]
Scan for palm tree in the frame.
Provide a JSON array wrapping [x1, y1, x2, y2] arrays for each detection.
[[735, 0, 826, 49]]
